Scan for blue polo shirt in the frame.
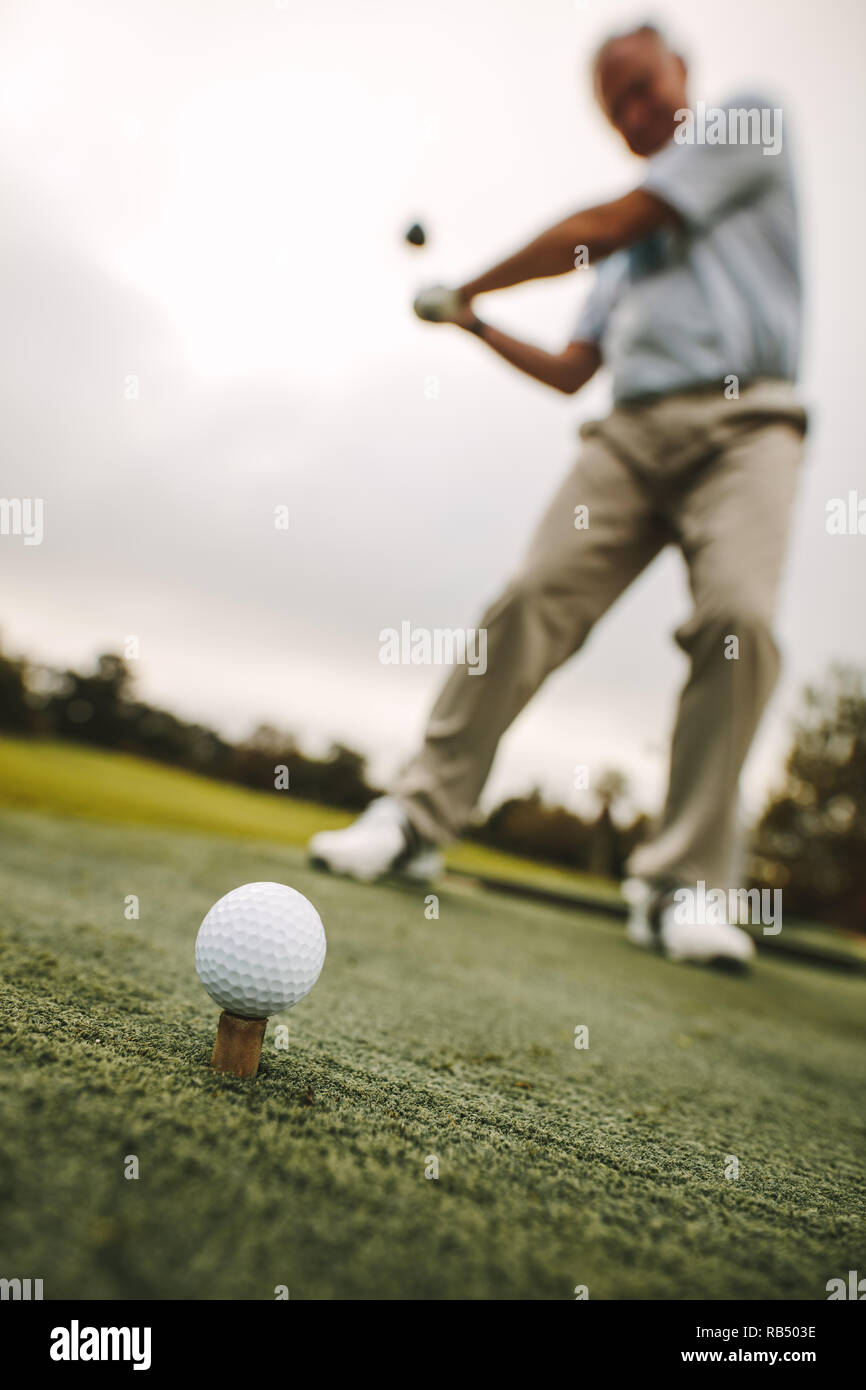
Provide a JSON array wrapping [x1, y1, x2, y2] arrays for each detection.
[[573, 94, 802, 402]]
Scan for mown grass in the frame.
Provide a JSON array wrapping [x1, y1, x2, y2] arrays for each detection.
[[0, 735, 620, 901], [1, 789, 863, 1299]]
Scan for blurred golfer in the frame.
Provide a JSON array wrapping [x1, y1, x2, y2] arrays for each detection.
[[310, 23, 807, 967]]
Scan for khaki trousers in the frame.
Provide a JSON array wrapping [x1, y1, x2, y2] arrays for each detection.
[[392, 379, 807, 888]]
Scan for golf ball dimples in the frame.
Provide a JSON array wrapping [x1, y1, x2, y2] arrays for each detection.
[[195, 882, 326, 1018]]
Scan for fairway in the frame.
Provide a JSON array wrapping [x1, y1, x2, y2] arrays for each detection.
[[2, 799, 864, 1300], [0, 735, 623, 904]]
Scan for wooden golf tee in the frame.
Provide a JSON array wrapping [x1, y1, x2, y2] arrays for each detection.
[[210, 1011, 267, 1078]]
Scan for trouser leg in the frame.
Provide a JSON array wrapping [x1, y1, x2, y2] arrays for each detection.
[[627, 421, 804, 888], [392, 438, 669, 843]]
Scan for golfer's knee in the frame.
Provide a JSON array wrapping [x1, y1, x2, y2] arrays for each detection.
[[677, 605, 779, 665]]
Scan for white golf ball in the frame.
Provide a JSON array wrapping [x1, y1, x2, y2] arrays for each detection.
[[195, 881, 326, 1019]]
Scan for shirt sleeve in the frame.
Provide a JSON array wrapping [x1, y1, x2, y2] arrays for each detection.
[[571, 255, 626, 344], [642, 94, 790, 230]]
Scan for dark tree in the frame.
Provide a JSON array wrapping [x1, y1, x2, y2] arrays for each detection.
[[748, 666, 866, 930]]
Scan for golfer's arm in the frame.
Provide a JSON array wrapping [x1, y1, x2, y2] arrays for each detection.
[[458, 189, 676, 299], [469, 326, 601, 395]]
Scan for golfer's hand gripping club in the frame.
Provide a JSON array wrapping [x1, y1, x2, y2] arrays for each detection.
[[412, 284, 467, 323]]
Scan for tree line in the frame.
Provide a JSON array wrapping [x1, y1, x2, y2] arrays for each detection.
[[0, 642, 862, 929]]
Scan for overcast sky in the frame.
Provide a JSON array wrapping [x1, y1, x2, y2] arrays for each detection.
[[2, 0, 864, 822]]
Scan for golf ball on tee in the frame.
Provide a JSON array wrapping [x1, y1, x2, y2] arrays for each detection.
[[195, 881, 326, 1019]]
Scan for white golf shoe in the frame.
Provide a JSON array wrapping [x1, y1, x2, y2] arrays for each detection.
[[308, 797, 443, 883], [623, 878, 755, 968]]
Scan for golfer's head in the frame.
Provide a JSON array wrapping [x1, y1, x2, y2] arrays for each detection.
[[593, 24, 687, 157]]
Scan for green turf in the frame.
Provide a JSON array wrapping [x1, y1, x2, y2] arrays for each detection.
[[1, 803, 864, 1300], [0, 735, 620, 903]]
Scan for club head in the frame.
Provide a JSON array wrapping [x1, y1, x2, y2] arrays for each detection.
[[404, 222, 426, 247]]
